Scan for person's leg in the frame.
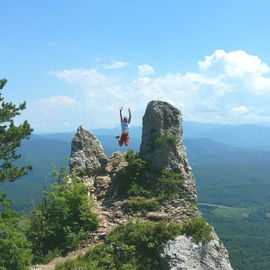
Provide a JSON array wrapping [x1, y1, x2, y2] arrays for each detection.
[[125, 134, 130, 146], [119, 134, 125, 146], [115, 135, 123, 146]]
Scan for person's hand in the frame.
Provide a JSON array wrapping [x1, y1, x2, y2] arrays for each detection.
[[120, 107, 123, 111], [128, 107, 130, 111]]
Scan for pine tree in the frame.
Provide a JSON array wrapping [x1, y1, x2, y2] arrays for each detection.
[[0, 78, 33, 182]]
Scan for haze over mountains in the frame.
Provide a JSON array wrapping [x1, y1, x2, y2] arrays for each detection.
[[17, 121, 270, 183], [30, 122, 270, 166], [183, 122, 270, 150], [34, 121, 270, 150]]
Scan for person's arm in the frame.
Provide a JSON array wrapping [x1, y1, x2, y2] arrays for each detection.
[[120, 107, 123, 122], [128, 107, 131, 123]]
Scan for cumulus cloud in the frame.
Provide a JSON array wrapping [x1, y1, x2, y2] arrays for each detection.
[[138, 64, 155, 77], [199, 50, 270, 76], [28, 50, 270, 131], [199, 50, 270, 93]]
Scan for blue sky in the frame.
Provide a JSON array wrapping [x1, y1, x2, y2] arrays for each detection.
[[1, 0, 270, 132]]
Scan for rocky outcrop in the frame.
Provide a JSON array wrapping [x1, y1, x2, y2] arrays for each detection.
[[140, 100, 197, 203], [66, 101, 233, 270], [69, 127, 131, 240], [162, 235, 233, 270], [69, 126, 107, 176]]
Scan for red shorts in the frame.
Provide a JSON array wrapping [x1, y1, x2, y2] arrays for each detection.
[[119, 133, 130, 146]]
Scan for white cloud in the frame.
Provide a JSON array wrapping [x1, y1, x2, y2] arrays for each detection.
[[50, 68, 106, 85], [27, 50, 270, 131], [199, 50, 270, 93], [103, 61, 131, 70], [17, 95, 79, 132], [44, 95, 77, 106], [231, 106, 250, 114], [138, 64, 155, 77], [199, 50, 270, 76]]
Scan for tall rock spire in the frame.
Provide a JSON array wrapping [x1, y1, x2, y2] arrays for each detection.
[[140, 100, 197, 202]]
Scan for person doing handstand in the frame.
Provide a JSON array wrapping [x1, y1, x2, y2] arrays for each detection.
[[116, 107, 131, 146]]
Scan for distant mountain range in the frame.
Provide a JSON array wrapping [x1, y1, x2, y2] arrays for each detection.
[[182, 122, 270, 150], [28, 121, 270, 167], [35, 121, 270, 150], [1, 121, 270, 214]]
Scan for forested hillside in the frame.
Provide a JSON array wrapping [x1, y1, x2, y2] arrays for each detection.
[[194, 163, 270, 270], [1, 127, 270, 269]]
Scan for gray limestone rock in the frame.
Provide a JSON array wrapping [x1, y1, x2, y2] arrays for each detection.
[[65, 104, 232, 270], [139, 100, 197, 202], [69, 126, 107, 176], [161, 235, 233, 270]]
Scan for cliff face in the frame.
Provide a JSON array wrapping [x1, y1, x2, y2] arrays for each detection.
[[69, 100, 233, 270]]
